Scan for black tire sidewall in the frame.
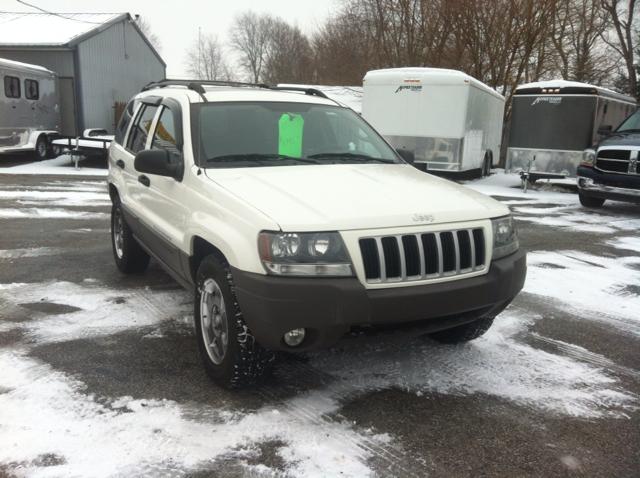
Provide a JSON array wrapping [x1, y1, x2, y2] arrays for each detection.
[[194, 254, 275, 388], [110, 202, 150, 273], [579, 193, 605, 208], [34, 136, 48, 160], [427, 317, 494, 344]]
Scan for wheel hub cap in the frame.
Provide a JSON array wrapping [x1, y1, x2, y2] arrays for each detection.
[[200, 279, 228, 364]]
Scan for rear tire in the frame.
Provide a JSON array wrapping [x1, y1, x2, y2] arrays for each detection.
[[111, 202, 150, 273], [48, 143, 62, 158], [427, 317, 494, 344], [195, 254, 275, 388], [579, 193, 605, 208], [482, 153, 491, 177]]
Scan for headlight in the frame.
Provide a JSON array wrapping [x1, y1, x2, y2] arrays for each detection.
[[491, 216, 519, 260], [258, 231, 354, 276], [582, 149, 596, 166]]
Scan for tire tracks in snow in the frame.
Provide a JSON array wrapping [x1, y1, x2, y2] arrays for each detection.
[[257, 347, 430, 478]]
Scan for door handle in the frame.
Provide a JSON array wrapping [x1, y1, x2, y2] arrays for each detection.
[[138, 175, 150, 187], [116, 159, 125, 169]]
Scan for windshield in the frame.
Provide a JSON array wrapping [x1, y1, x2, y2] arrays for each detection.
[[616, 109, 640, 133], [192, 101, 401, 168]]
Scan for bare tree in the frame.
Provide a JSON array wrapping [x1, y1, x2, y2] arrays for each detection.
[[550, 0, 618, 84], [136, 16, 162, 54], [313, 8, 373, 85], [601, 0, 638, 95], [185, 33, 232, 81], [262, 19, 316, 85], [228, 12, 274, 83]]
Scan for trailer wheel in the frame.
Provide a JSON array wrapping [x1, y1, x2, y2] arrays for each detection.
[[48, 143, 62, 158], [482, 152, 492, 177], [33, 136, 48, 160]]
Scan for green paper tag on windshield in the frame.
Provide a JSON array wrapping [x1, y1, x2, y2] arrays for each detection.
[[279, 113, 304, 157]]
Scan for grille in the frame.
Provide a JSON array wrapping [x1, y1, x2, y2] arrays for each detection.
[[595, 150, 637, 174], [359, 229, 486, 283]]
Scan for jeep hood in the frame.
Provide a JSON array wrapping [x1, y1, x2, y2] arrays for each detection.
[[205, 164, 508, 231]]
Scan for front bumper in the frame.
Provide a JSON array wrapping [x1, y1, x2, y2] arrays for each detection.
[[577, 166, 640, 204], [231, 248, 527, 352]]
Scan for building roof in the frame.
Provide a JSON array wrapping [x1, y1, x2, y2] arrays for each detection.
[[0, 12, 165, 66]]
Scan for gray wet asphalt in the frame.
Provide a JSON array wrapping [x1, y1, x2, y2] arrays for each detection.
[[0, 166, 638, 478]]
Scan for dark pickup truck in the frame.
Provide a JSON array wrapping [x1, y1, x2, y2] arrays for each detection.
[[577, 109, 640, 207]]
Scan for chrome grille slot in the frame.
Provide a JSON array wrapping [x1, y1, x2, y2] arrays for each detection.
[[359, 228, 486, 283]]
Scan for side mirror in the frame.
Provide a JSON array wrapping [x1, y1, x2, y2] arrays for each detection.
[[396, 149, 415, 165], [135, 149, 184, 181], [597, 124, 613, 136]]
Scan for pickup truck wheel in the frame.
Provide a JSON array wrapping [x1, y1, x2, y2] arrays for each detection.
[[427, 317, 494, 344], [195, 255, 275, 388], [111, 203, 150, 273], [579, 193, 605, 208]]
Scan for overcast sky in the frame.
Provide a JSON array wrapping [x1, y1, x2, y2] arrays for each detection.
[[6, 0, 338, 78]]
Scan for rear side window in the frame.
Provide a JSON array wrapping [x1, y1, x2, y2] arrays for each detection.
[[114, 99, 139, 146], [126, 104, 159, 154], [25, 79, 39, 100], [4, 76, 20, 98]]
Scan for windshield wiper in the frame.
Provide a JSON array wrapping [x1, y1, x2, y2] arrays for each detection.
[[207, 154, 317, 164], [615, 129, 640, 133], [307, 152, 395, 163]]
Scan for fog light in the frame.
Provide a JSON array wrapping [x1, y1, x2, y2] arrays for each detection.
[[578, 178, 588, 188], [284, 328, 306, 346]]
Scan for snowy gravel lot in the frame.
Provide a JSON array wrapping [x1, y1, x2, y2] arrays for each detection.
[[0, 157, 638, 477]]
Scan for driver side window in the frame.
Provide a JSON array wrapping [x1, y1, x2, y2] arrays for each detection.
[[151, 106, 181, 164]]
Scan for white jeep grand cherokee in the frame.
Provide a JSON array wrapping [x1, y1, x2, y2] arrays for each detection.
[[107, 80, 526, 388]]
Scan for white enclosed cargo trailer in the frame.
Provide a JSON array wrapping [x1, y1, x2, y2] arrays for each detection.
[[362, 68, 505, 177], [0, 58, 61, 159]]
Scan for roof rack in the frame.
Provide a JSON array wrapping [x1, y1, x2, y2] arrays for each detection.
[[140, 80, 336, 104], [269, 86, 331, 100], [141, 79, 270, 100]]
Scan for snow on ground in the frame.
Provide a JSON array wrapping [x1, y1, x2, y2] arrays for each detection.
[[466, 170, 640, 234], [0, 169, 639, 476], [0, 154, 107, 176]]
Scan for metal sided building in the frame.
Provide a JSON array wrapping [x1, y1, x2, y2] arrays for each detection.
[[0, 12, 166, 136], [506, 80, 636, 178]]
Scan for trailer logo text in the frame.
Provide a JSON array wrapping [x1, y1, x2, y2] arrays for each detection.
[[395, 85, 423, 93], [532, 96, 562, 106]]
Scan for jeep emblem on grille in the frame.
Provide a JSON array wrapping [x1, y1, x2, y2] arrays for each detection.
[[413, 214, 435, 222]]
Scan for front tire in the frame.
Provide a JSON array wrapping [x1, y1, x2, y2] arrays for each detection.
[[111, 202, 150, 273], [579, 193, 605, 208], [195, 254, 275, 388], [427, 317, 494, 344], [33, 136, 48, 160]]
